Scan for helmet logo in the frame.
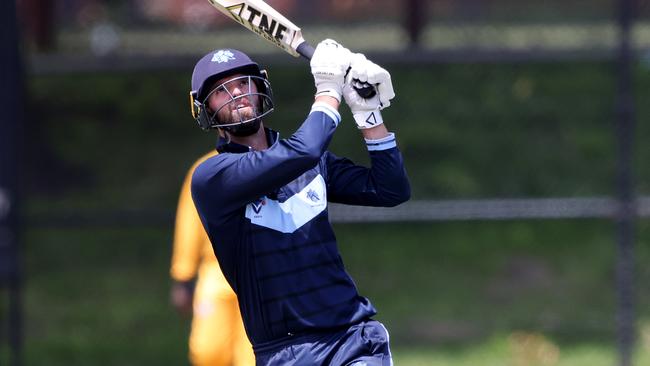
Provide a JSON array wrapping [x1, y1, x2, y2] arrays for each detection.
[[211, 50, 236, 63]]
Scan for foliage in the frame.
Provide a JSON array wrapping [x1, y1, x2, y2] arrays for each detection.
[[26, 61, 647, 214]]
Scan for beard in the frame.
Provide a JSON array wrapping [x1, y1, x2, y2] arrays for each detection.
[[216, 97, 262, 137], [228, 118, 262, 137], [216, 95, 260, 124], [231, 104, 255, 122]]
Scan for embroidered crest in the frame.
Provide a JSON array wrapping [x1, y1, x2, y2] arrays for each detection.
[[245, 174, 327, 233], [306, 189, 320, 202], [251, 198, 266, 214], [211, 50, 236, 63]]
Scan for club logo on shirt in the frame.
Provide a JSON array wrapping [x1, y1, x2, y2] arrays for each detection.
[[245, 174, 327, 233], [306, 189, 321, 203], [251, 198, 266, 214]]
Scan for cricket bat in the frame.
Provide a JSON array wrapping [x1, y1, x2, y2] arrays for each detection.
[[205, 0, 375, 97]]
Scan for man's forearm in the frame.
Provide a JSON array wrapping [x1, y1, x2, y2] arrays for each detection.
[[360, 123, 389, 140]]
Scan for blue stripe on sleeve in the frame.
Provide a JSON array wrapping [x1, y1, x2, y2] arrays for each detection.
[[365, 132, 397, 151], [310, 102, 341, 127]]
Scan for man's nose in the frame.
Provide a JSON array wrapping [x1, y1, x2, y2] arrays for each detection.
[[230, 85, 243, 96]]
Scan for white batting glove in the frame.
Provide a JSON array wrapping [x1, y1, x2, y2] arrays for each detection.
[[343, 54, 396, 129], [310, 39, 352, 102]]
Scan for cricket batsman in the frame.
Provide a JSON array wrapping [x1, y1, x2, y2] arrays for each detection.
[[188, 39, 410, 365]]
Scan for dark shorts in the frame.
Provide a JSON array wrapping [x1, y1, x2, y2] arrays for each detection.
[[255, 320, 393, 366]]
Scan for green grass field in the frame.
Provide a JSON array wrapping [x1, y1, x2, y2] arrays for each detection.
[[15, 221, 650, 365]]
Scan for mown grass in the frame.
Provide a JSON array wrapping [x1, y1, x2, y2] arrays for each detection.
[[16, 221, 650, 365]]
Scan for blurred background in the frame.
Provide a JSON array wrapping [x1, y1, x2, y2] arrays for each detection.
[[3, 0, 650, 365]]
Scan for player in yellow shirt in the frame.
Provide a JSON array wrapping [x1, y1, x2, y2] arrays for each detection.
[[170, 151, 255, 366]]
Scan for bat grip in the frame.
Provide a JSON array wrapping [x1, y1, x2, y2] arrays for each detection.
[[296, 42, 314, 60], [297, 41, 376, 99]]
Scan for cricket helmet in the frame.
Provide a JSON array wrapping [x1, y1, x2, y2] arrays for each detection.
[[189, 49, 274, 133]]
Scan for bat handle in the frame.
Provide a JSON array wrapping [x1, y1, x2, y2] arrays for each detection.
[[296, 41, 377, 99], [296, 42, 315, 60]]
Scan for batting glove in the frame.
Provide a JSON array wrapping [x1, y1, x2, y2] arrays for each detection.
[[343, 54, 396, 129], [310, 39, 352, 102]]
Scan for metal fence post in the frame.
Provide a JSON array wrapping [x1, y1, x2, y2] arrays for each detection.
[[405, 0, 426, 49], [1, 0, 24, 365], [21, 0, 55, 51], [614, 0, 637, 365]]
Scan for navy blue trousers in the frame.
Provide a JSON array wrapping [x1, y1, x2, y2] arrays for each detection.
[[255, 320, 393, 366]]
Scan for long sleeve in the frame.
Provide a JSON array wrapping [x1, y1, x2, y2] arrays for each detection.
[[191, 106, 341, 222], [325, 132, 410, 207]]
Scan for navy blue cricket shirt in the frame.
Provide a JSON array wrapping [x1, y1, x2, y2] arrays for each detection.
[[191, 103, 410, 350]]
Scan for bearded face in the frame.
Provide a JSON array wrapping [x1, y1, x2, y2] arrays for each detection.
[[206, 74, 262, 126]]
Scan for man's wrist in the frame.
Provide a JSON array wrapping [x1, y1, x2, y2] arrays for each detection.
[[315, 87, 342, 103], [172, 279, 196, 291], [314, 95, 340, 110], [361, 123, 390, 140]]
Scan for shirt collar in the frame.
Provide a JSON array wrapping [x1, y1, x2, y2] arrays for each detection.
[[216, 127, 279, 153]]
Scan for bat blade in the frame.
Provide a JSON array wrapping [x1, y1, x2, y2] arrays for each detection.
[[206, 0, 374, 97], [206, 0, 311, 58]]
